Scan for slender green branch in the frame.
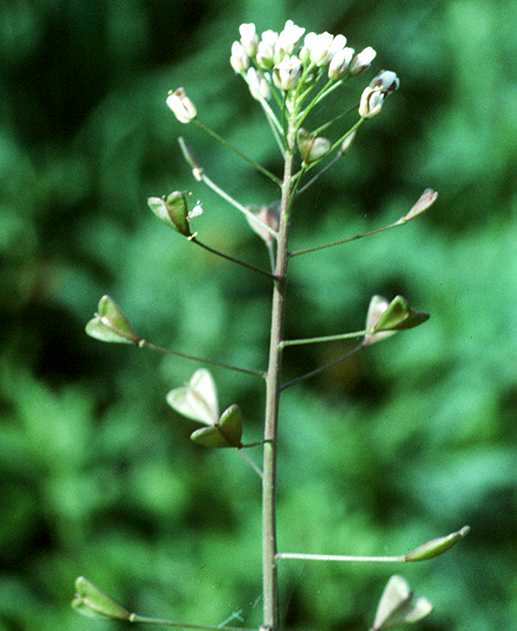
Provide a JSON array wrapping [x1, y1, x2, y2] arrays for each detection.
[[276, 552, 404, 563], [302, 118, 364, 175], [193, 119, 282, 186], [238, 449, 264, 479], [280, 342, 363, 391], [260, 99, 284, 135], [295, 151, 343, 196], [289, 216, 406, 258], [140, 340, 265, 379], [260, 101, 286, 155], [179, 138, 279, 241], [280, 330, 366, 348], [192, 238, 277, 280], [312, 103, 357, 136], [129, 613, 255, 631]]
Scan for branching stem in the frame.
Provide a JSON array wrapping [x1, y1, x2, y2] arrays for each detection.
[[130, 613, 255, 631], [276, 553, 405, 563], [194, 119, 282, 186], [192, 238, 277, 280], [280, 330, 366, 348], [179, 138, 279, 241], [262, 123, 296, 630], [140, 340, 265, 379]]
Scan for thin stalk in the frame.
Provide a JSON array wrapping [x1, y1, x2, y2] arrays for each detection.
[[276, 552, 405, 563], [238, 449, 264, 479], [192, 238, 276, 280], [179, 138, 279, 241], [129, 613, 255, 631], [262, 125, 296, 630], [280, 330, 366, 348], [280, 342, 363, 391], [301, 118, 364, 176], [140, 340, 265, 379], [194, 119, 282, 186], [296, 151, 343, 196], [290, 217, 403, 258], [260, 101, 285, 155], [312, 103, 357, 136]]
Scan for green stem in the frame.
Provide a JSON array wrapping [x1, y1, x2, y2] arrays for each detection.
[[129, 613, 255, 630], [280, 342, 363, 391], [140, 340, 265, 379], [262, 124, 296, 630], [312, 103, 357, 136], [237, 449, 264, 479], [289, 217, 402, 258], [178, 138, 279, 241], [280, 330, 366, 348], [194, 119, 282, 187], [192, 238, 277, 280], [295, 151, 343, 196], [275, 552, 405, 563], [302, 118, 364, 176]]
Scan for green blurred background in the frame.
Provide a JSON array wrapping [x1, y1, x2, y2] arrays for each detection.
[[1, 1, 516, 630]]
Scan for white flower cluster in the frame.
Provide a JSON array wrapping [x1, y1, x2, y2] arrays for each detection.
[[230, 20, 377, 101]]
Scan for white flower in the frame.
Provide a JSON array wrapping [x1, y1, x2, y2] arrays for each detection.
[[328, 46, 355, 80], [246, 67, 271, 101], [239, 22, 258, 57], [230, 41, 249, 73], [358, 86, 384, 118], [350, 46, 377, 75], [166, 87, 197, 124], [273, 55, 302, 91], [308, 31, 335, 66]]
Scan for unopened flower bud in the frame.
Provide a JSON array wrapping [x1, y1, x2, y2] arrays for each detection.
[[340, 129, 356, 153], [239, 22, 258, 57], [256, 39, 276, 69], [297, 128, 331, 164], [370, 69, 400, 94], [230, 41, 249, 73], [275, 19, 305, 61], [246, 68, 271, 101], [328, 46, 355, 80], [350, 46, 377, 75], [273, 55, 302, 91], [359, 86, 384, 118], [166, 87, 197, 124], [308, 31, 334, 66]]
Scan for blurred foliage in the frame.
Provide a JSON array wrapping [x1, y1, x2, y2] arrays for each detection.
[[1, 1, 516, 630]]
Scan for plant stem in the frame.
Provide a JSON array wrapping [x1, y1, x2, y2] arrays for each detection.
[[275, 552, 405, 563], [129, 613, 255, 630], [194, 119, 282, 187], [262, 126, 295, 630], [192, 238, 277, 280], [289, 217, 402, 258], [280, 330, 366, 348], [140, 340, 265, 379], [280, 342, 363, 391], [237, 449, 264, 479], [178, 138, 279, 241]]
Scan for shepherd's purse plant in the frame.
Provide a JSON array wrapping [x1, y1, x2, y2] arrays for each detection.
[[74, 19, 470, 631]]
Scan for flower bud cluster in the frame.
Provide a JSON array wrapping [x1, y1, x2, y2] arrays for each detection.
[[229, 20, 379, 100]]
